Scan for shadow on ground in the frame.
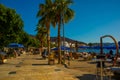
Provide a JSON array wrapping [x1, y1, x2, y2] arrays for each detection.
[[88, 61, 97, 64], [34, 58, 45, 60], [1, 63, 17, 66], [76, 74, 96, 80], [32, 63, 48, 66], [78, 59, 87, 62], [68, 66, 89, 69], [76, 74, 118, 80]]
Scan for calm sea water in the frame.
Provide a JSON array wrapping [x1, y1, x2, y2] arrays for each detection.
[[77, 49, 120, 55]]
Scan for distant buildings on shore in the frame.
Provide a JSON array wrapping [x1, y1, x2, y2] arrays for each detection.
[[51, 37, 120, 48], [50, 37, 87, 48]]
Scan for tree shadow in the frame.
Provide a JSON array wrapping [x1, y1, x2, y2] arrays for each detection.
[[88, 61, 97, 64], [31, 57, 45, 60], [32, 63, 48, 66], [1, 63, 17, 66], [35, 58, 44, 60], [78, 59, 87, 62], [76, 74, 117, 80], [76, 74, 96, 80], [68, 66, 89, 69], [112, 72, 120, 80], [8, 71, 16, 74]]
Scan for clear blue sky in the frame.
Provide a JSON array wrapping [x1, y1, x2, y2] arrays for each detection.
[[1, 0, 120, 43]]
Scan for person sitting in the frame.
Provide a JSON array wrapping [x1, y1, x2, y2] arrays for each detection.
[[42, 49, 47, 59]]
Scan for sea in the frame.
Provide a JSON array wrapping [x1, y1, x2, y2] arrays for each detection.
[[75, 48, 120, 55]]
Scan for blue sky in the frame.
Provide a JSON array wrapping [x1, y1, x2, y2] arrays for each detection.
[[1, 0, 120, 43]]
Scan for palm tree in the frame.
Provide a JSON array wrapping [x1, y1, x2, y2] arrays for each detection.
[[53, 0, 74, 64], [36, 25, 47, 53], [37, 0, 55, 55]]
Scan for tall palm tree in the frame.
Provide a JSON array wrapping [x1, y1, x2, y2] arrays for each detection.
[[36, 25, 47, 53], [53, 0, 74, 64], [37, 0, 55, 55]]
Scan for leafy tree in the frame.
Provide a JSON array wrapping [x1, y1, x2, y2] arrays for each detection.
[[35, 24, 47, 52], [0, 4, 24, 47], [88, 43, 93, 47], [0, 4, 40, 48]]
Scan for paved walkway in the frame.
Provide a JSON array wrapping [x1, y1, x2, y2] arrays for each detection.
[[0, 54, 78, 80]]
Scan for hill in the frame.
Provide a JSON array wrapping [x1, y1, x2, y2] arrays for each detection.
[[50, 37, 87, 45], [29, 35, 87, 45]]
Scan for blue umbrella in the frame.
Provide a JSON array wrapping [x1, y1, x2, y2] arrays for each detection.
[[18, 44, 24, 48], [8, 43, 24, 48]]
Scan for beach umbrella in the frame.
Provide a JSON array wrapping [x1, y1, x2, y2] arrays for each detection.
[[8, 43, 24, 48], [52, 46, 70, 51], [18, 44, 24, 48]]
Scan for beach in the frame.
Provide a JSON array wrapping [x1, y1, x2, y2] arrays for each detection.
[[0, 54, 117, 80]]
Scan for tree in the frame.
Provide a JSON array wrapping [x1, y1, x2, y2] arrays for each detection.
[[88, 43, 93, 47], [37, 0, 55, 55], [0, 4, 40, 48], [35, 25, 47, 53], [53, 0, 74, 64], [0, 4, 24, 47], [37, 0, 74, 64]]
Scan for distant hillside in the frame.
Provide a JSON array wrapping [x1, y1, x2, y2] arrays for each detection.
[[50, 37, 87, 45], [29, 35, 87, 45]]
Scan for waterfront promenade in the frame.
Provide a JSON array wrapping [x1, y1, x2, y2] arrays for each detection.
[[1, 53, 116, 80], [0, 54, 78, 80]]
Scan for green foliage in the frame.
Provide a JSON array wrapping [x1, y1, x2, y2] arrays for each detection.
[[0, 4, 24, 47], [37, 0, 75, 64], [35, 25, 47, 47], [19, 32, 40, 47], [0, 4, 40, 48], [53, 0, 74, 24], [88, 43, 93, 47]]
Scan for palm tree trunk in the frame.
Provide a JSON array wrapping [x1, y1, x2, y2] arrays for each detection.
[[58, 17, 62, 64], [47, 28, 50, 55], [41, 40, 43, 54], [46, 21, 50, 55]]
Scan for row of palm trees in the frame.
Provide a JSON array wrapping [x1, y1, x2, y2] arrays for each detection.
[[36, 0, 74, 64]]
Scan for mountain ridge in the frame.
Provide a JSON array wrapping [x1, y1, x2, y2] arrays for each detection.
[[29, 34, 87, 45], [50, 37, 87, 45]]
